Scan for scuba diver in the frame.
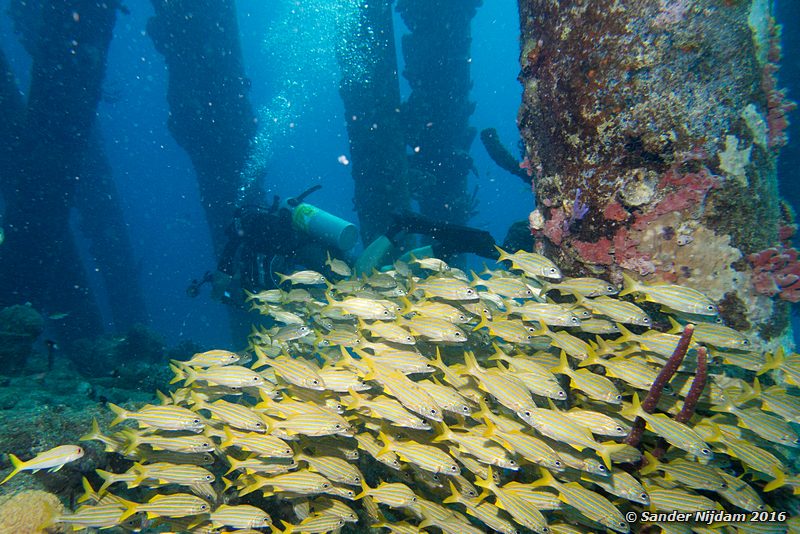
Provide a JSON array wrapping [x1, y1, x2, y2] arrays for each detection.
[[187, 185, 500, 306]]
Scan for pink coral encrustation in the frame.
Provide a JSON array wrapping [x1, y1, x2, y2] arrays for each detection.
[[748, 247, 800, 302]]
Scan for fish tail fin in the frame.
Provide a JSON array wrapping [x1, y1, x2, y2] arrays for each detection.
[[597, 441, 627, 471], [96, 469, 116, 494], [114, 498, 138, 523], [620, 392, 642, 419], [79, 418, 102, 443], [551, 350, 571, 375], [221, 426, 236, 449], [0, 454, 24, 485], [615, 323, 636, 345], [487, 343, 506, 362], [443, 480, 462, 504], [376, 431, 393, 457], [107, 402, 128, 427], [399, 296, 414, 315], [432, 422, 453, 443], [530, 467, 555, 488], [168, 362, 186, 384], [579, 352, 601, 368], [253, 345, 271, 370], [155, 389, 171, 405], [758, 347, 784, 376], [619, 272, 640, 297], [345, 387, 363, 411], [737, 377, 761, 405], [224, 457, 241, 476], [462, 351, 482, 377], [472, 309, 490, 332], [481, 416, 498, 439], [640, 451, 660, 476], [494, 245, 511, 263], [120, 429, 142, 456], [355, 478, 370, 500], [473, 465, 494, 490], [666, 316, 683, 335], [276, 272, 289, 285], [77, 476, 98, 504], [764, 465, 786, 492], [533, 320, 550, 337]]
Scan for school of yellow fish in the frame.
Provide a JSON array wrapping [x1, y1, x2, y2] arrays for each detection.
[[11, 247, 800, 533]]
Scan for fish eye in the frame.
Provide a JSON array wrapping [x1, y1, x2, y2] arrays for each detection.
[[548, 268, 557, 275], [509, 460, 518, 466], [285, 449, 292, 454], [354, 476, 361, 483], [597, 465, 607, 473], [312, 379, 319, 385], [571, 317, 579, 324], [252, 376, 260, 381], [430, 409, 438, 415], [615, 426, 623, 433], [454, 332, 462, 337], [205, 474, 213, 481], [200, 504, 208, 510], [466, 288, 475, 295], [411, 496, 417, 502], [383, 310, 390, 316], [354, 339, 361, 344], [202, 442, 210, 447], [701, 448, 711, 456], [322, 482, 330, 489], [450, 465, 458, 472], [607, 286, 615, 292], [557, 391, 566, 399], [615, 395, 622, 401], [554, 460, 562, 468], [524, 410, 532, 418], [640, 492, 648, 500], [193, 418, 201, 424], [619, 522, 627, 528], [335, 424, 342, 429]]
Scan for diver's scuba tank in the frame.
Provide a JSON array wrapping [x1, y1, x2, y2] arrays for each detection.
[[280, 185, 359, 251]]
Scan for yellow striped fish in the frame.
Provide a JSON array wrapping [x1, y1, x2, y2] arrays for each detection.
[[119, 493, 210, 521], [108, 403, 204, 432], [209, 504, 272, 529]]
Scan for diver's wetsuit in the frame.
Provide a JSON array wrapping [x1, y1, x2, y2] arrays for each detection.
[[217, 204, 325, 292]]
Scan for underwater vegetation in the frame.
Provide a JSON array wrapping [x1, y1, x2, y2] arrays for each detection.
[[6, 249, 800, 533]]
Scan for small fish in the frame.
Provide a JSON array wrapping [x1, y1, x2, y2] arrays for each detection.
[[474, 466, 550, 533], [209, 504, 272, 529], [277, 270, 328, 285], [108, 403, 204, 433], [620, 272, 718, 316], [1, 444, 84, 484], [240, 470, 333, 497], [414, 276, 478, 301], [356, 480, 418, 509], [297, 453, 363, 486], [542, 277, 618, 297], [581, 296, 652, 327], [119, 493, 210, 521], [325, 251, 352, 277], [402, 315, 468, 343], [621, 394, 712, 459], [170, 363, 265, 389], [55, 503, 126, 530], [532, 469, 629, 533], [495, 245, 562, 279], [181, 349, 241, 368], [377, 431, 460, 476], [640, 452, 726, 491]]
